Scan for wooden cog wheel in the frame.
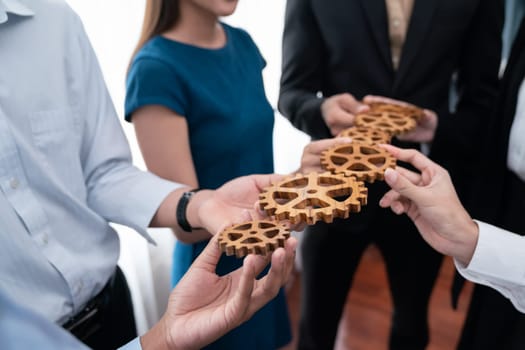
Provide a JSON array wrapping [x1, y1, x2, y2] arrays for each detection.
[[367, 101, 425, 121], [354, 110, 417, 136], [320, 142, 397, 182], [337, 126, 392, 145], [259, 172, 368, 225], [217, 220, 290, 258]]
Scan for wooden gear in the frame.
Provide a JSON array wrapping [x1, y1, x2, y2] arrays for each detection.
[[320, 142, 397, 182], [367, 101, 425, 120], [354, 110, 417, 136], [259, 172, 368, 225], [337, 126, 392, 145], [217, 220, 291, 258], [216, 100, 422, 258]]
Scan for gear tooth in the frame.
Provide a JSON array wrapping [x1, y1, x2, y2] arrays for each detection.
[[235, 247, 246, 258]]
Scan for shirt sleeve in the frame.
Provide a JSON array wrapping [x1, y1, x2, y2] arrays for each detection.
[[125, 56, 188, 122], [455, 220, 525, 313], [71, 15, 182, 242], [119, 338, 143, 350]]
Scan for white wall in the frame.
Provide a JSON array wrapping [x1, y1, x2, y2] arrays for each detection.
[[65, 0, 309, 333]]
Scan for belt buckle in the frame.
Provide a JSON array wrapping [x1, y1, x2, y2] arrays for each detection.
[[64, 301, 102, 340]]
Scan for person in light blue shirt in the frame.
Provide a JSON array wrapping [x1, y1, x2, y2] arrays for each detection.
[[0, 231, 298, 350], [0, 0, 297, 348]]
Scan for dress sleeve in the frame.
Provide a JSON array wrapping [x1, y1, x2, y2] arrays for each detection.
[[125, 56, 188, 122], [455, 220, 525, 313]]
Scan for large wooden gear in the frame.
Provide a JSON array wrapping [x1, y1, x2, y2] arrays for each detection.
[[337, 126, 392, 145], [320, 142, 397, 182], [217, 220, 290, 258], [259, 172, 368, 225]]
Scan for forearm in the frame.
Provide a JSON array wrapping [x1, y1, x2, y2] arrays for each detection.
[[150, 188, 214, 243]]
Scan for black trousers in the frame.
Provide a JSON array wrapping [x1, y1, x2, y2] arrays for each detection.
[[63, 267, 137, 350], [297, 181, 443, 350], [457, 170, 525, 350]]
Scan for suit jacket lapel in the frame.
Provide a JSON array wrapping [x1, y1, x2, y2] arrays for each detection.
[[394, 0, 438, 89], [359, 0, 393, 71]]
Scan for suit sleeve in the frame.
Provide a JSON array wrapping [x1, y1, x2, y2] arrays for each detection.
[[278, 0, 331, 139], [431, 0, 504, 162]]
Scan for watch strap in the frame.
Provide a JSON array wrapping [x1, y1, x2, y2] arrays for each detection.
[[176, 188, 200, 232]]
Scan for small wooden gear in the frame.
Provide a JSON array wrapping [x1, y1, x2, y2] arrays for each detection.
[[320, 142, 397, 182], [337, 126, 392, 145], [367, 101, 425, 121], [259, 172, 368, 225], [217, 220, 291, 258], [354, 110, 417, 136]]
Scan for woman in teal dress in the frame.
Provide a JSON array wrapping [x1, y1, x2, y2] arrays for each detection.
[[124, 0, 291, 348]]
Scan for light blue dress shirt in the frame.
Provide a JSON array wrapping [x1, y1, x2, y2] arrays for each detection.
[[0, 0, 180, 326], [0, 287, 142, 349]]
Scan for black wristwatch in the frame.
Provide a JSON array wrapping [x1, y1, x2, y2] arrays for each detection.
[[176, 188, 200, 232]]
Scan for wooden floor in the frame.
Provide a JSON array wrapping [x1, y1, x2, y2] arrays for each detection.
[[281, 244, 474, 350]]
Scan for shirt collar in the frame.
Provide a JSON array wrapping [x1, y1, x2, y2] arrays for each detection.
[[0, 0, 34, 24]]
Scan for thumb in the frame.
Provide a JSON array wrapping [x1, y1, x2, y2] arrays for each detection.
[[384, 168, 424, 204], [191, 234, 222, 272]]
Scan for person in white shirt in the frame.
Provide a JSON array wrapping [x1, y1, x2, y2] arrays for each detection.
[[379, 144, 525, 313]]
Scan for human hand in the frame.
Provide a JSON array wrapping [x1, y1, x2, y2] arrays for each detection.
[[363, 95, 438, 143], [296, 137, 353, 174], [378, 145, 479, 266], [190, 174, 288, 235], [321, 93, 369, 136], [141, 234, 298, 350]]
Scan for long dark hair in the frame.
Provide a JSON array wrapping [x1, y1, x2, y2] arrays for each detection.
[[128, 0, 180, 73]]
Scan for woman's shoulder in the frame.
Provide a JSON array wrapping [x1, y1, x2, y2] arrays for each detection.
[[133, 36, 174, 62], [222, 22, 256, 46]]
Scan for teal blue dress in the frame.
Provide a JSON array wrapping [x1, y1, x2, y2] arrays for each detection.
[[125, 23, 291, 349]]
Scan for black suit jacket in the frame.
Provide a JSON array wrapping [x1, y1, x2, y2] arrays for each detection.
[[278, 0, 503, 196], [473, 18, 525, 224]]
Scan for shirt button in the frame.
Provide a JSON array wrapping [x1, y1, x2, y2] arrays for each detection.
[[393, 19, 401, 27], [9, 178, 19, 189], [42, 233, 49, 245]]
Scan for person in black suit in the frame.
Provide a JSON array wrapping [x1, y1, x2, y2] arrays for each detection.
[[278, 1, 503, 349]]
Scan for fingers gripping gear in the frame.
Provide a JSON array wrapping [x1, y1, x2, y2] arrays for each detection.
[[218, 220, 291, 258], [258, 172, 368, 225]]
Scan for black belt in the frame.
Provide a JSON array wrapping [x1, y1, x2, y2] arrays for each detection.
[[62, 270, 116, 341]]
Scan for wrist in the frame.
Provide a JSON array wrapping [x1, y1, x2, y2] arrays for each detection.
[[184, 189, 213, 233], [140, 318, 171, 350], [456, 219, 479, 266], [176, 189, 202, 232]]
